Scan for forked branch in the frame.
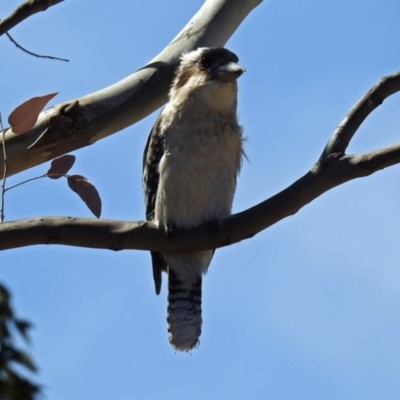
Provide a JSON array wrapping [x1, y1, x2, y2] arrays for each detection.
[[320, 71, 400, 161]]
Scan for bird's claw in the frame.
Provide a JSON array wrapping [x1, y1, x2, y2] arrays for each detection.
[[207, 218, 221, 234], [165, 223, 177, 237]]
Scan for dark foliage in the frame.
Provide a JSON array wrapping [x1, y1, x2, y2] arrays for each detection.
[[0, 284, 41, 400]]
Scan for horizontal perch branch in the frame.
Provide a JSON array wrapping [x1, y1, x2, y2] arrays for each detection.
[[0, 144, 398, 253]]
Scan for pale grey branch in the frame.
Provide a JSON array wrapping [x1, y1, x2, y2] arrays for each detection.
[[0, 0, 63, 36]]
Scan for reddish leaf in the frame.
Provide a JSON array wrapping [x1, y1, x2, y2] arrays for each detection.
[[67, 175, 101, 218], [47, 155, 76, 179], [8, 93, 58, 134]]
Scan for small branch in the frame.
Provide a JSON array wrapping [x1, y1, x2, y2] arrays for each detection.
[[0, 0, 63, 36], [320, 71, 400, 162], [5, 32, 69, 62], [350, 142, 400, 173]]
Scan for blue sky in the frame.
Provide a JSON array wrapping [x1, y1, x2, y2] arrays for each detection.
[[2, 0, 400, 399]]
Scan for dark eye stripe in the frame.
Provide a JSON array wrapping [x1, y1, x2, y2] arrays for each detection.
[[199, 48, 239, 70]]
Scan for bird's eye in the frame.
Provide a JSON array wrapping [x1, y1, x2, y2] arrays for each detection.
[[201, 55, 211, 69]]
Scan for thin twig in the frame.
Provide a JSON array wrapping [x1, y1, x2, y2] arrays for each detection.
[[3, 173, 68, 192], [4, 175, 47, 192], [0, 115, 7, 223], [6, 32, 69, 62]]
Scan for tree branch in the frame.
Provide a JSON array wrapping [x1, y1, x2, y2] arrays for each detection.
[[350, 142, 400, 172], [2, 66, 400, 253], [319, 71, 400, 162], [0, 0, 262, 178], [0, 0, 63, 36], [0, 144, 398, 253]]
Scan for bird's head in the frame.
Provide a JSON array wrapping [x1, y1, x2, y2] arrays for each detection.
[[170, 47, 245, 114]]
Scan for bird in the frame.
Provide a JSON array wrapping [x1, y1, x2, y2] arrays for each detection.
[[142, 47, 245, 351]]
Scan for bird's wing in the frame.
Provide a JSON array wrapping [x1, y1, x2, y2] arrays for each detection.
[[143, 112, 167, 295]]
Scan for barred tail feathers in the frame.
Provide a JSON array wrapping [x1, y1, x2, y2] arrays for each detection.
[[167, 269, 202, 351], [164, 250, 212, 351]]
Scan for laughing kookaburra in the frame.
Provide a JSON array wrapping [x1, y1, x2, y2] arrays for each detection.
[[143, 47, 245, 351]]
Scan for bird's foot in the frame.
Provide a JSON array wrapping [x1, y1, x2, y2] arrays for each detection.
[[207, 218, 221, 234], [165, 223, 177, 238]]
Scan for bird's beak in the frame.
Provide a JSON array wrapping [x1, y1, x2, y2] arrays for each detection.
[[213, 61, 246, 82]]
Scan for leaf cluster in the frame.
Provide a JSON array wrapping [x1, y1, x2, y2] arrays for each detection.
[[1, 95, 102, 220]]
